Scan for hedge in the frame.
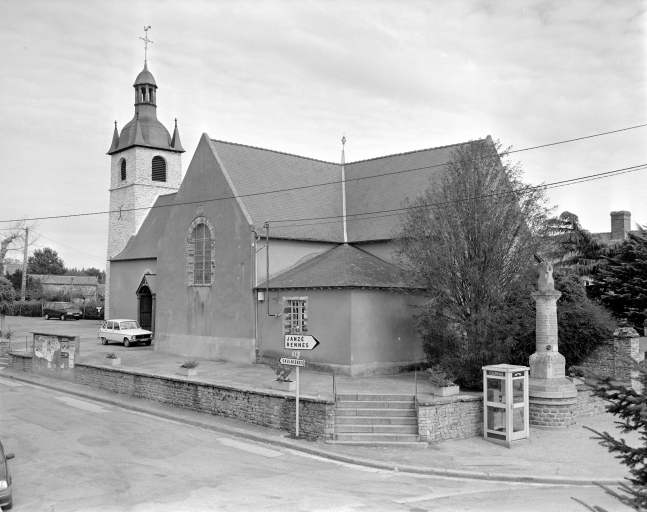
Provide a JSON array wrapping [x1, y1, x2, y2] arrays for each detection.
[[9, 300, 105, 320]]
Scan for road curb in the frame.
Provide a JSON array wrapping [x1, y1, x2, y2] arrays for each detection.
[[0, 372, 620, 487]]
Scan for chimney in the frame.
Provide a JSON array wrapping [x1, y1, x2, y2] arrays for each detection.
[[610, 211, 631, 240]]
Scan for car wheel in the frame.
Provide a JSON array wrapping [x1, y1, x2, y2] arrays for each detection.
[[101, 337, 108, 345], [75, 318, 80, 321], [145, 340, 151, 346], [5, 496, 13, 509], [44, 314, 49, 320], [124, 338, 131, 348], [60, 314, 65, 321]]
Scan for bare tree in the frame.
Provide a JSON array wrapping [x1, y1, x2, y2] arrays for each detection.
[[394, 139, 550, 386], [0, 219, 40, 275]]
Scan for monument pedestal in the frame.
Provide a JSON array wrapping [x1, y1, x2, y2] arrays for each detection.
[[529, 355, 577, 428], [528, 280, 577, 428]]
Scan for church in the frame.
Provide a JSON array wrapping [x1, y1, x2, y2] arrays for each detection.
[[105, 58, 492, 376]]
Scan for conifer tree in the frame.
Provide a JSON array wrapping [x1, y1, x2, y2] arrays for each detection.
[[588, 228, 647, 330], [573, 358, 647, 511]]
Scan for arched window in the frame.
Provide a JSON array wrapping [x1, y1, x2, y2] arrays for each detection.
[[152, 156, 166, 182], [120, 159, 127, 181], [187, 217, 214, 286]]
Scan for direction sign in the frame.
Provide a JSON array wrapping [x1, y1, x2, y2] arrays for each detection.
[[284, 335, 320, 350], [280, 357, 305, 367]]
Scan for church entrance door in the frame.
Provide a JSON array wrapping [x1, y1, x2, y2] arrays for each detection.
[[139, 286, 153, 331]]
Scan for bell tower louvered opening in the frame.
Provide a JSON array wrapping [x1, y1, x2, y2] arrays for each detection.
[[151, 156, 167, 182], [120, 159, 127, 181]]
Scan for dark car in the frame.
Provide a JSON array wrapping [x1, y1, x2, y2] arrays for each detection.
[[0, 440, 14, 510], [43, 302, 82, 321]]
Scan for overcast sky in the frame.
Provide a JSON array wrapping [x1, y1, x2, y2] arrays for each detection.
[[0, 0, 645, 270]]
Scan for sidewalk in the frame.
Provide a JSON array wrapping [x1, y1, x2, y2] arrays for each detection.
[[3, 333, 640, 486]]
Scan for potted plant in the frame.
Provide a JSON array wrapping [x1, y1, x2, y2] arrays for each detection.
[[270, 364, 295, 391], [179, 359, 199, 376], [427, 366, 459, 396], [105, 352, 121, 366]]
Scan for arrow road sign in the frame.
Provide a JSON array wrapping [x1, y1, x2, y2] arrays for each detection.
[[279, 357, 305, 367], [284, 335, 320, 350]]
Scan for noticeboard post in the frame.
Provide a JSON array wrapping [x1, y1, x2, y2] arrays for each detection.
[[282, 335, 321, 437]]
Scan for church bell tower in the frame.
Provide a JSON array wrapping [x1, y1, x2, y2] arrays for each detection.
[[105, 28, 184, 318]]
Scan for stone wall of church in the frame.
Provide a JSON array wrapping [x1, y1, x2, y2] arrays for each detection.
[[106, 147, 182, 317]]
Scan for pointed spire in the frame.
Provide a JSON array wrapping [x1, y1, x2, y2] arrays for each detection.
[[170, 118, 185, 151], [108, 121, 120, 152], [133, 112, 146, 146]]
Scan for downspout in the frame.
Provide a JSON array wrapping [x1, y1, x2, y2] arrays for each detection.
[[251, 226, 261, 362], [264, 221, 281, 317]]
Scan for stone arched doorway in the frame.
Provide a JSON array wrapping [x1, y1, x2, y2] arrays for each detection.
[[136, 274, 157, 333]]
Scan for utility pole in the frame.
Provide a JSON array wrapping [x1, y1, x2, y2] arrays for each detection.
[[20, 227, 28, 301]]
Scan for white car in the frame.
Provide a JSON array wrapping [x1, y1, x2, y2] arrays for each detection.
[[98, 319, 153, 347]]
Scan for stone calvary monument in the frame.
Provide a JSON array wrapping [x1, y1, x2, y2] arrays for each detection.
[[528, 262, 577, 428]]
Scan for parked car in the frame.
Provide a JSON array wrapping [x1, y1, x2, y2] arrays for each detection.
[[0, 439, 15, 510], [98, 319, 153, 347], [43, 302, 82, 321]]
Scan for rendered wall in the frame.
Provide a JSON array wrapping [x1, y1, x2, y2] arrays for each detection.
[[255, 238, 336, 285], [354, 241, 397, 264], [350, 289, 425, 375], [258, 289, 352, 370], [258, 288, 424, 375], [154, 135, 256, 363], [108, 259, 157, 320]]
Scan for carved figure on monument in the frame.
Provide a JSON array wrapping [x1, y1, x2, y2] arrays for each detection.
[[537, 261, 554, 291]]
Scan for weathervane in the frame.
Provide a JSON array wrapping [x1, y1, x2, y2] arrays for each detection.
[[140, 26, 153, 61], [342, 133, 346, 147]]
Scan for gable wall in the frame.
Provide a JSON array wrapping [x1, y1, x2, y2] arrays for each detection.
[[154, 135, 256, 363]]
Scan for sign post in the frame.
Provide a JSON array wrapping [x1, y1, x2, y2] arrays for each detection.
[[282, 334, 321, 437]]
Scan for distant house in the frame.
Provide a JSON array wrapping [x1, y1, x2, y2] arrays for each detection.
[[31, 275, 99, 302]]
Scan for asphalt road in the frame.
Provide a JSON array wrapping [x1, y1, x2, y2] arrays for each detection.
[[0, 376, 629, 511]]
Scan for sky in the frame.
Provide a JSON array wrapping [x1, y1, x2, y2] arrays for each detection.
[[0, 0, 645, 271]]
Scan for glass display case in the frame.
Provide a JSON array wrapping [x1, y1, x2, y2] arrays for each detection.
[[482, 364, 529, 447]]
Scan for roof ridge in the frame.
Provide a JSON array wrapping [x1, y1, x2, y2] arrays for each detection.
[[211, 137, 484, 167], [210, 139, 338, 165], [345, 139, 480, 165]]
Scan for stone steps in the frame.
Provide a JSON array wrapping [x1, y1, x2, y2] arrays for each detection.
[[328, 394, 425, 446]]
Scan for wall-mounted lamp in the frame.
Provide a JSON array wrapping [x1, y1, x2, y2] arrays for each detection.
[[257, 291, 265, 302]]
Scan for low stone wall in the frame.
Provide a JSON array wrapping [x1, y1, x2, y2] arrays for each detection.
[[418, 387, 606, 442], [574, 388, 607, 418], [8, 352, 32, 372], [579, 327, 644, 393], [7, 353, 333, 440], [417, 395, 483, 443]]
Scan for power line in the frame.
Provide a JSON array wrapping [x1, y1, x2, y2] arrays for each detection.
[[31, 231, 105, 263], [1, 122, 645, 225], [269, 163, 647, 228]]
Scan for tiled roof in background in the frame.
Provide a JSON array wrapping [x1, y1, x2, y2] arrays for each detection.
[[257, 243, 422, 289], [31, 275, 98, 286], [111, 193, 177, 261]]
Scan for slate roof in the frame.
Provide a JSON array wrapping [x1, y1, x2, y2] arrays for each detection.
[[31, 275, 98, 286], [211, 140, 343, 241], [256, 244, 423, 289], [212, 138, 479, 243], [111, 193, 177, 261]]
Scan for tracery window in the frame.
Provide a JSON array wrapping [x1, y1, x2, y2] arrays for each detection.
[[186, 217, 215, 286]]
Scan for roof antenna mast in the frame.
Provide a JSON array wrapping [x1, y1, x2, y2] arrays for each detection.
[[140, 26, 153, 62]]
